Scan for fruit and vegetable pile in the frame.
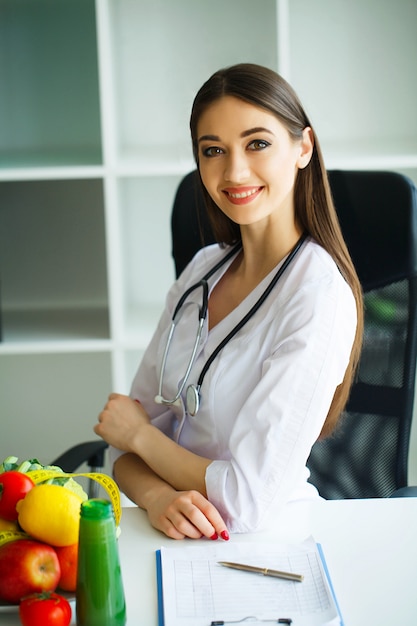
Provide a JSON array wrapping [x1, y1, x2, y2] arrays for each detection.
[[0, 456, 121, 626]]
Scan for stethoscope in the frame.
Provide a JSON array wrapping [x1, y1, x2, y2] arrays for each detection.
[[155, 233, 307, 416]]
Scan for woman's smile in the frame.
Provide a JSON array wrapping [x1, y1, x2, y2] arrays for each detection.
[[222, 186, 264, 204]]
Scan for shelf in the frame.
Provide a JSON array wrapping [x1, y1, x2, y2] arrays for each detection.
[[0, 0, 102, 169], [0, 164, 105, 183], [0, 179, 108, 328], [0, 351, 112, 465], [113, 146, 195, 178], [324, 149, 417, 173], [0, 307, 110, 354], [123, 348, 146, 382], [0, 149, 103, 173], [289, 0, 417, 170], [107, 0, 279, 163], [2, 0, 417, 478], [121, 304, 165, 350], [0, 340, 112, 357], [117, 176, 178, 336]]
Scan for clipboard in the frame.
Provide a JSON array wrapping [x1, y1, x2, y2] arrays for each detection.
[[156, 549, 164, 626], [156, 537, 344, 626]]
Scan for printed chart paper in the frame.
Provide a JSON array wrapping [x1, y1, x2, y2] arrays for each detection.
[[156, 536, 342, 626]]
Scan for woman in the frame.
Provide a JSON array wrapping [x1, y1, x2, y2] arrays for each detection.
[[94, 63, 363, 540]]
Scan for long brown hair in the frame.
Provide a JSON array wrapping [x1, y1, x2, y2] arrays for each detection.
[[190, 63, 364, 437]]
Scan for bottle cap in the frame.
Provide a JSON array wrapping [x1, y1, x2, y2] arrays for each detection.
[[80, 498, 114, 520]]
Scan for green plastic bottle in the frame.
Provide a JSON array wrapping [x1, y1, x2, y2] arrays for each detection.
[[76, 499, 126, 626]]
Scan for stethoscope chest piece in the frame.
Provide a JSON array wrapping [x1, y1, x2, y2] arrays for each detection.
[[186, 384, 200, 416]]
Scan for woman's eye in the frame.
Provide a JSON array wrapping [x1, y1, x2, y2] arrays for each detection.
[[248, 139, 271, 151], [201, 146, 224, 157]]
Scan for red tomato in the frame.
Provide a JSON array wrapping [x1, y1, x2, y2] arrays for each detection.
[[19, 591, 72, 626], [0, 471, 35, 521]]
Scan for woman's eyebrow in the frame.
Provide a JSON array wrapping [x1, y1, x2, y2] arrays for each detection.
[[241, 126, 274, 138], [198, 127, 274, 144], [198, 134, 220, 143]]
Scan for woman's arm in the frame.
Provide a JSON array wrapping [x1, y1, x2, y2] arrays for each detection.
[[96, 393, 211, 494], [113, 452, 227, 540], [95, 396, 229, 540]]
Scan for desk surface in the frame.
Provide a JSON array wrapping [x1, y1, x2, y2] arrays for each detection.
[[0, 498, 416, 626]]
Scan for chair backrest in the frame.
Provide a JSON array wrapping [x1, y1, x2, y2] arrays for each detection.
[[171, 170, 216, 277], [52, 440, 109, 498], [170, 169, 417, 499]]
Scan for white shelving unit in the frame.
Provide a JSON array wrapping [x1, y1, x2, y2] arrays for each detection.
[[288, 0, 417, 176], [1, 0, 417, 476]]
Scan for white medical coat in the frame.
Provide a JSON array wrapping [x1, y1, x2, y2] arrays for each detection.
[[112, 237, 357, 533]]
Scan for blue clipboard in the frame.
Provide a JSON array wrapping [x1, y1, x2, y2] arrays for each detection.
[[317, 543, 345, 626], [156, 543, 344, 626], [156, 549, 164, 626]]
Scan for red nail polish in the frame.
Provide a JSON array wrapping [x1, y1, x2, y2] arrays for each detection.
[[220, 530, 230, 541], [210, 532, 218, 540]]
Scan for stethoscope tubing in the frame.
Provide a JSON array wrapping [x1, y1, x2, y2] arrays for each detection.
[[194, 232, 307, 391], [155, 245, 240, 407], [156, 233, 307, 414]]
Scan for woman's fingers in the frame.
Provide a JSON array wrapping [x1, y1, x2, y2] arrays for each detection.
[[193, 492, 230, 539], [165, 512, 203, 540], [186, 491, 230, 540], [155, 490, 229, 541]]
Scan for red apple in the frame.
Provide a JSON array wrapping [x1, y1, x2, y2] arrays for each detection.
[[0, 539, 61, 604]]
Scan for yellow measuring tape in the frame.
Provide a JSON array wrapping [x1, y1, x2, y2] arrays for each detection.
[[0, 470, 121, 548], [0, 530, 29, 548]]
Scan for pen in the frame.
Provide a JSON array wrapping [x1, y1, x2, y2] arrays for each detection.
[[210, 618, 293, 624], [217, 561, 304, 582]]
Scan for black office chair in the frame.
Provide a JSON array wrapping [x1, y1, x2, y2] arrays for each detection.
[[170, 169, 417, 499], [51, 440, 109, 498]]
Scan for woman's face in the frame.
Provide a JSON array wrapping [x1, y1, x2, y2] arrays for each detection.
[[196, 95, 312, 232]]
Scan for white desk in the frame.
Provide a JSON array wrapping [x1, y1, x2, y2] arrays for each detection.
[[1, 498, 416, 625]]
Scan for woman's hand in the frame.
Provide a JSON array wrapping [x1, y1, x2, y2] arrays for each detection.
[[94, 393, 149, 452], [96, 398, 230, 541], [145, 484, 230, 541], [96, 393, 211, 496]]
